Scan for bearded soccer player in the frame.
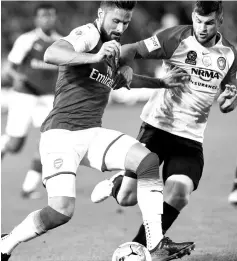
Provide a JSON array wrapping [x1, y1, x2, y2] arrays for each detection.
[[91, 0, 237, 248], [1, 1, 194, 261], [1, 3, 61, 199]]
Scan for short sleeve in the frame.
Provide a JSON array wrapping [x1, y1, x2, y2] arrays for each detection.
[[8, 33, 35, 65], [62, 23, 100, 53], [136, 25, 192, 60]]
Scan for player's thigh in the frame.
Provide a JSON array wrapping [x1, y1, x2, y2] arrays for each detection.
[[82, 128, 140, 172], [5, 91, 38, 137], [136, 122, 165, 164], [163, 147, 204, 191], [40, 129, 83, 198]]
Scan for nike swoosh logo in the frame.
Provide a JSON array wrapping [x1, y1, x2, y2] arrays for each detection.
[[150, 190, 163, 193]]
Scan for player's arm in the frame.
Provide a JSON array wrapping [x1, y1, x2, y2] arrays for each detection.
[[218, 53, 237, 113], [131, 67, 190, 89], [7, 34, 31, 84], [44, 26, 120, 66], [112, 66, 190, 90]]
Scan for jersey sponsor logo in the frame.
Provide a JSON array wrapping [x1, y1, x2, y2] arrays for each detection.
[[54, 158, 63, 169], [185, 51, 197, 65], [190, 79, 218, 90], [30, 58, 58, 70], [217, 57, 226, 70], [89, 68, 114, 88], [202, 56, 212, 67], [191, 68, 219, 81], [144, 35, 160, 53]]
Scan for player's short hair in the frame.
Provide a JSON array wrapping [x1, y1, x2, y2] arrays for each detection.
[[193, 1, 223, 22], [100, 0, 137, 11], [34, 3, 57, 16]]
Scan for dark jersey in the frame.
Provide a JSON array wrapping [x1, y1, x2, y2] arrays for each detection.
[[8, 28, 61, 95], [41, 22, 118, 132]]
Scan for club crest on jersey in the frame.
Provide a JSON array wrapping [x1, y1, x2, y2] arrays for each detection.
[[202, 56, 212, 67], [191, 68, 219, 81], [185, 51, 197, 65], [217, 57, 226, 70], [54, 158, 63, 169]]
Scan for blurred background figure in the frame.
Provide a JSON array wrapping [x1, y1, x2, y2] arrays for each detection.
[[228, 165, 237, 206], [1, 3, 62, 199]]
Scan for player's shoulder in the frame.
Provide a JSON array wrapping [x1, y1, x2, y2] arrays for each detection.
[[12, 29, 39, 49], [70, 23, 100, 42], [220, 34, 237, 56]]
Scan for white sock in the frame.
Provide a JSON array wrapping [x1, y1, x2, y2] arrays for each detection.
[[137, 179, 163, 250], [22, 170, 41, 193], [1, 210, 46, 254]]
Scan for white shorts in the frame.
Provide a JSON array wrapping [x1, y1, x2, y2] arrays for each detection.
[[39, 128, 139, 186], [5, 91, 54, 137]]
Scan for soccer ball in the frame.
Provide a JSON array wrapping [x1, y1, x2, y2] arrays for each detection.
[[112, 242, 151, 261]]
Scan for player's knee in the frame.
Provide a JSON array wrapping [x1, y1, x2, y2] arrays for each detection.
[[136, 152, 159, 178], [5, 136, 26, 153], [48, 196, 75, 219], [117, 190, 137, 207], [165, 176, 193, 208]]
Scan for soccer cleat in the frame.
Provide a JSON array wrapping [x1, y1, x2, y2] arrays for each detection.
[[150, 237, 195, 261], [91, 171, 124, 203], [228, 188, 237, 206], [1, 234, 11, 261]]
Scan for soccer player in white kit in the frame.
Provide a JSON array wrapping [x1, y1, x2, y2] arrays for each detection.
[[91, 0, 237, 247], [1, 3, 61, 198]]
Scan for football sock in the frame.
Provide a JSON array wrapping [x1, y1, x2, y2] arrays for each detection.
[[1, 206, 71, 255], [162, 201, 180, 233], [1, 210, 46, 254], [136, 153, 163, 250], [22, 157, 42, 193], [22, 170, 42, 193], [132, 202, 180, 246]]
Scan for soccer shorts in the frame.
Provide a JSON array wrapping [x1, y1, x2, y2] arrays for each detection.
[[39, 128, 139, 186], [5, 90, 53, 137], [126, 122, 204, 190]]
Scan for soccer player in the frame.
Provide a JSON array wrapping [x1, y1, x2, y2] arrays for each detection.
[[1, 1, 194, 261], [228, 165, 237, 206], [1, 3, 61, 199], [91, 0, 237, 247]]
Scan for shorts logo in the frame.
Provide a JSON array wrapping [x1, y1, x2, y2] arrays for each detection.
[[202, 56, 212, 67], [144, 35, 160, 53], [217, 57, 226, 70], [185, 51, 197, 65], [54, 158, 63, 169]]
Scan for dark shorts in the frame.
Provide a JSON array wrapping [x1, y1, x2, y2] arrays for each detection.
[[126, 122, 204, 190]]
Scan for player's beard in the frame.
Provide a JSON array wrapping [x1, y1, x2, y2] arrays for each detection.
[[194, 30, 217, 46]]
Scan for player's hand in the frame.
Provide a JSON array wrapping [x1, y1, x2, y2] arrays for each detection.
[[217, 84, 237, 111], [96, 40, 120, 65], [112, 65, 133, 90], [161, 67, 191, 93]]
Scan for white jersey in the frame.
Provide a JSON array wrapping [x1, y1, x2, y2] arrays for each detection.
[[136, 25, 237, 143]]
